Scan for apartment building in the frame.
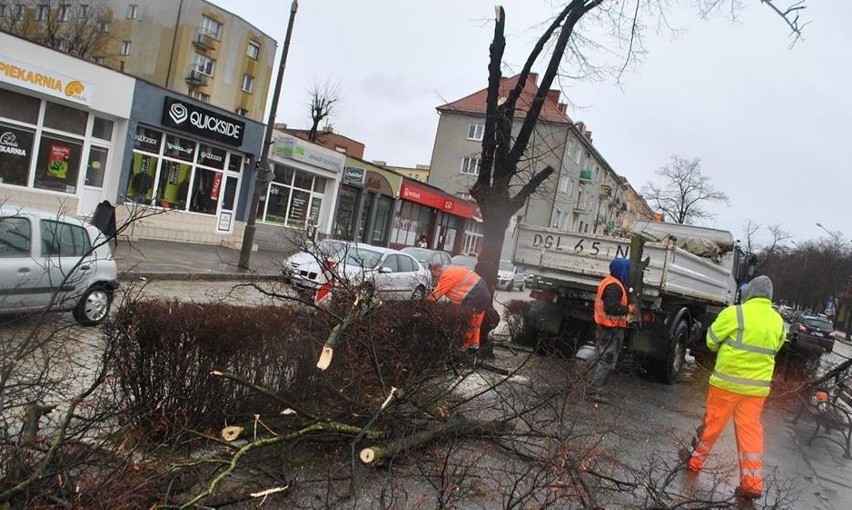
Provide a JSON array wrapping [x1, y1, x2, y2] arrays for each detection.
[[0, 0, 275, 122]]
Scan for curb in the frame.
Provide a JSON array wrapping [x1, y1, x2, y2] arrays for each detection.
[[118, 271, 283, 282]]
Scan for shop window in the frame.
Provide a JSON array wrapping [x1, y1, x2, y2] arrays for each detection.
[[293, 170, 312, 191], [273, 164, 294, 185], [126, 153, 158, 203], [84, 146, 108, 188], [313, 176, 326, 193], [227, 154, 243, 172], [33, 134, 82, 194], [0, 123, 35, 186], [43, 102, 88, 136], [134, 126, 162, 152], [308, 196, 321, 226], [286, 189, 310, 228], [198, 144, 226, 169], [164, 134, 195, 162], [371, 196, 392, 245], [0, 88, 40, 124], [92, 117, 113, 141], [188, 167, 222, 214], [0, 217, 31, 257], [157, 160, 192, 209]]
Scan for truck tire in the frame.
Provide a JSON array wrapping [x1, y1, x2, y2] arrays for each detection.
[[657, 319, 688, 384]]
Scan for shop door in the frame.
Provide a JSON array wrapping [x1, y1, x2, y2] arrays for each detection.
[[215, 176, 239, 233], [78, 146, 110, 218]]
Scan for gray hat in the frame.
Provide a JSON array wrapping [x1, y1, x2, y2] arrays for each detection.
[[742, 275, 773, 302]]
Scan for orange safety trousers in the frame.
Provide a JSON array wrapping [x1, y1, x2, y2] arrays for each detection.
[[688, 385, 766, 494], [462, 310, 484, 350]]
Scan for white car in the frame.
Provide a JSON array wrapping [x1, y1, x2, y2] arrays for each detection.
[[284, 241, 432, 300], [0, 206, 118, 325], [497, 259, 526, 291]]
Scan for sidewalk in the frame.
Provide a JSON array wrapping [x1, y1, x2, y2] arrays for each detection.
[[114, 239, 285, 281]]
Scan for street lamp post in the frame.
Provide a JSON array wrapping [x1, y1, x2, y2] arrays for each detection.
[[238, 0, 299, 269], [815, 222, 849, 244]]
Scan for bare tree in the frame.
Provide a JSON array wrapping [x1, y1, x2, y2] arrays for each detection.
[[307, 79, 341, 142], [642, 155, 730, 225], [469, 1, 807, 292], [0, 1, 114, 60]]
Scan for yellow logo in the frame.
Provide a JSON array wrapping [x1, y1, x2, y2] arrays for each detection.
[[65, 80, 85, 97]]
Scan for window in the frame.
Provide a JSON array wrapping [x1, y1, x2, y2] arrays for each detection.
[[33, 134, 83, 194], [0, 87, 40, 123], [44, 101, 88, 135], [92, 56, 105, 65], [127, 4, 137, 19], [84, 146, 108, 188], [263, 167, 325, 229], [55, 38, 67, 51], [399, 255, 417, 273], [92, 117, 113, 141], [241, 73, 254, 93], [382, 254, 400, 272], [78, 4, 88, 17], [188, 89, 210, 102], [460, 156, 480, 176], [97, 21, 110, 32], [40, 220, 91, 257], [0, 217, 31, 257], [0, 4, 6, 17], [0, 123, 35, 186], [247, 41, 260, 60], [14, 3, 24, 20], [120, 40, 132, 55], [36, 4, 48, 20], [191, 53, 215, 76], [235, 107, 248, 116], [467, 123, 484, 141], [558, 175, 569, 193], [58, 3, 71, 21], [200, 15, 222, 39]]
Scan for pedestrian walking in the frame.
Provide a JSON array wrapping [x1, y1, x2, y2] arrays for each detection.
[[428, 262, 492, 354], [586, 257, 634, 404], [681, 275, 785, 500]]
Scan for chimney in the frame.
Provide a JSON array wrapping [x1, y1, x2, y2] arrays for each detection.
[[558, 102, 567, 114], [415, 164, 430, 170], [323, 125, 334, 133], [372, 160, 387, 167], [274, 123, 288, 130], [546, 90, 560, 105], [584, 131, 593, 144], [575, 122, 586, 134]]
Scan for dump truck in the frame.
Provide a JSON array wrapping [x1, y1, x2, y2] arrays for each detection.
[[512, 221, 755, 384]]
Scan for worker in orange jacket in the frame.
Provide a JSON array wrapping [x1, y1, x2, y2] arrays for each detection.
[[681, 275, 785, 500], [428, 263, 492, 351]]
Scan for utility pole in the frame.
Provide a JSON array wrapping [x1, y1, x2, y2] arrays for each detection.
[[239, 0, 299, 269]]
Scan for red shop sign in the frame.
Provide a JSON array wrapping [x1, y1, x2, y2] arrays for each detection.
[[401, 182, 477, 218]]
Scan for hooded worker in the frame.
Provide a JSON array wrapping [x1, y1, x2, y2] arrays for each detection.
[[682, 275, 785, 500], [586, 257, 634, 404]]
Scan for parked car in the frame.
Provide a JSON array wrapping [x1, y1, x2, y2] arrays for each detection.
[[497, 259, 526, 291], [0, 206, 118, 325], [284, 241, 431, 300], [400, 247, 452, 268], [787, 314, 836, 354], [450, 254, 477, 270]]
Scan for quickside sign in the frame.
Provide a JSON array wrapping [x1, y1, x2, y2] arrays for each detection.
[[0, 54, 93, 105], [161, 97, 245, 147]]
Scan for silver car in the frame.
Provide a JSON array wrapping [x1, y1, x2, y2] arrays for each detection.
[[0, 206, 118, 325]]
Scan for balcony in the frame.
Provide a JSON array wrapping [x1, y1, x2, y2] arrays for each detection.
[[185, 69, 208, 86], [579, 169, 594, 182], [192, 31, 218, 51]]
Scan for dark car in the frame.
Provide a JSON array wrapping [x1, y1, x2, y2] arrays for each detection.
[[787, 314, 836, 354]]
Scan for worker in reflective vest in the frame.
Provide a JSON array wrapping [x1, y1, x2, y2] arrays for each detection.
[[683, 275, 785, 500], [429, 263, 492, 351], [586, 257, 634, 404]]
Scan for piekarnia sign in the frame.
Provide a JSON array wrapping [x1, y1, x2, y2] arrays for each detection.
[[161, 97, 245, 147]]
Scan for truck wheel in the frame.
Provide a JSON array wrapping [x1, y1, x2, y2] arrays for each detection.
[[658, 319, 688, 384]]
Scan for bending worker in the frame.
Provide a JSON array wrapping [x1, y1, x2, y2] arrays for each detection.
[[586, 257, 634, 404], [682, 275, 785, 500], [428, 262, 492, 352]]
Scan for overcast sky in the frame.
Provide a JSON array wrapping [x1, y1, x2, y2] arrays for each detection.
[[212, 0, 850, 246]]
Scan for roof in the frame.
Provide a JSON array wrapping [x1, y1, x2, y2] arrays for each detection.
[[436, 73, 572, 125]]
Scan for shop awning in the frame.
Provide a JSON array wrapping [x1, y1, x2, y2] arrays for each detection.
[[400, 181, 478, 219]]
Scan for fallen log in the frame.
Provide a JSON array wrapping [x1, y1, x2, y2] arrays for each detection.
[[317, 291, 382, 370], [359, 414, 512, 465]]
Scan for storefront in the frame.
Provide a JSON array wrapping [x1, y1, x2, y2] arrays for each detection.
[[391, 179, 478, 255], [0, 33, 135, 217], [119, 84, 264, 244], [333, 158, 401, 246], [260, 133, 344, 236]]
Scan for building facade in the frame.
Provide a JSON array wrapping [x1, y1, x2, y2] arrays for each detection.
[[0, 0, 276, 122], [392, 179, 478, 255], [333, 157, 401, 245], [0, 31, 135, 218], [280, 126, 366, 160], [385, 163, 429, 182]]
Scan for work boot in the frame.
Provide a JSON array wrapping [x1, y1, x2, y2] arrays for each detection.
[[734, 486, 762, 500]]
